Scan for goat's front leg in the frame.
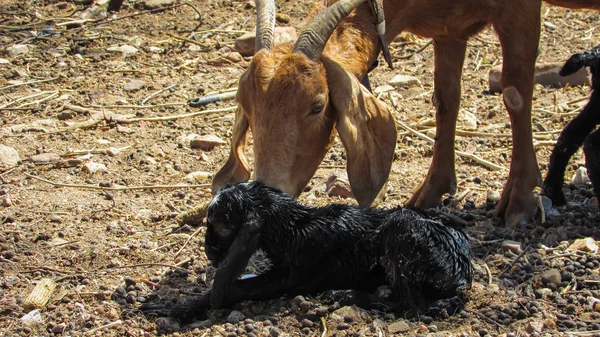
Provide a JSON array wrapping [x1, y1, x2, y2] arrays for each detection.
[[584, 128, 600, 198], [214, 265, 297, 307], [544, 95, 600, 205], [407, 39, 466, 208], [493, 2, 542, 227], [211, 225, 260, 308]]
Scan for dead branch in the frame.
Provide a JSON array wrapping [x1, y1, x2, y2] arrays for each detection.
[[25, 174, 211, 191], [396, 120, 506, 171]]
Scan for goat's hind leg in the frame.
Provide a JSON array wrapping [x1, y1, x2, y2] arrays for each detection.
[[492, 1, 543, 227], [407, 39, 467, 209], [584, 127, 600, 197]]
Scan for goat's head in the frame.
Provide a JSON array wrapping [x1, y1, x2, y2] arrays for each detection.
[[212, 0, 397, 206], [204, 182, 268, 267]]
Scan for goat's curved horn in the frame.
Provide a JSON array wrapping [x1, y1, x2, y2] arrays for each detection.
[[255, 0, 276, 52], [293, 0, 366, 60]]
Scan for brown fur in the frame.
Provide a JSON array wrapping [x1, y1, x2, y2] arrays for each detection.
[[213, 0, 600, 227]]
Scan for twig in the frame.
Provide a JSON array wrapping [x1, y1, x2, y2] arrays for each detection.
[[173, 226, 204, 258], [126, 106, 237, 122], [166, 32, 207, 47], [0, 77, 61, 91], [498, 245, 531, 278], [102, 262, 188, 272], [86, 320, 122, 334], [0, 168, 16, 178], [86, 103, 186, 109], [397, 39, 433, 59], [320, 317, 328, 337], [66, 291, 112, 297], [26, 173, 211, 191], [396, 121, 506, 171], [140, 83, 179, 105]]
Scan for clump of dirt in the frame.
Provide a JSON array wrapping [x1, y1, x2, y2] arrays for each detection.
[[1, 0, 600, 336]]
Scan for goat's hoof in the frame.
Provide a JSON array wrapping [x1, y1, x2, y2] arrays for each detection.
[[495, 193, 538, 228], [139, 302, 174, 318], [542, 184, 567, 206], [169, 295, 211, 323]]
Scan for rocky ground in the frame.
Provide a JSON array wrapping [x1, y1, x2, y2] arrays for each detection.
[[1, 0, 600, 336]]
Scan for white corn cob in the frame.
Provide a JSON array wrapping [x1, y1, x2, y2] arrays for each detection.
[[24, 278, 56, 310]]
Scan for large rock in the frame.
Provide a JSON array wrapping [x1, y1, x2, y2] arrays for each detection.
[[488, 62, 590, 93], [0, 145, 20, 170], [235, 27, 297, 57]]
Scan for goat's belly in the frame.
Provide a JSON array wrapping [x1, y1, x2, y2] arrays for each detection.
[[389, 0, 497, 40]]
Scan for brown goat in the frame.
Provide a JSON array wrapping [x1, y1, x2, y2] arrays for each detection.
[[213, 0, 600, 227]]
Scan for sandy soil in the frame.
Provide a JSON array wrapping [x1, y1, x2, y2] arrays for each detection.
[[1, 0, 600, 336]]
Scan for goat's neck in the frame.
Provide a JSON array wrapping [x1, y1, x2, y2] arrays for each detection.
[[323, 6, 380, 80]]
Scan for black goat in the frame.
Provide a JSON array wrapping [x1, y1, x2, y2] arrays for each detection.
[[155, 181, 472, 322], [544, 45, 600, 205]]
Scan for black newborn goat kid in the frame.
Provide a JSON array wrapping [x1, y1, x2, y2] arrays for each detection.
[[169, 182, 473, 321]]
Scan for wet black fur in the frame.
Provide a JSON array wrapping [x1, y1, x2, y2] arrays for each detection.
[[162, 181, 473, 321], [544, 45, 600, 204]]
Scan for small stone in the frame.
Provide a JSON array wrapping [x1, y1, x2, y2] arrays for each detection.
[[29, 153, 61, 165], [49, 215, 63, 223], [227, 310, 246, 323], [0, 145, 20, 170], [123, 79, 147, 91], [185, 171, 213, 183], [107, 44, 138, 56], [83, 162, 108, 174], [275, 13, 290, 23], [140, 0, 174, 9], [486, 190, 501, 203], [155, 317, 180, 332], [388, 320, 410, 333], [235, 27, 297, 57], [526, 320, 544, 333], [189, 134, 227, 151], [389, 74, 420, 88], [571, 167, 590, 185], [57, 111, 76, 120], [488, 62, 589, 93], [540, 269, 562, 287], [326, 173, 353, 199], [502, 240, 523, 254], [7, 44, 30, 57], [1, 196, 12, 207], [568, 238, 598, 253]]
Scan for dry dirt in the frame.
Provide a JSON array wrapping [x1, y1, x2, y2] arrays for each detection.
[[1, 1, 600, 336]]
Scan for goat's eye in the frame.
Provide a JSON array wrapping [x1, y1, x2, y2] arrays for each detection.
[[309, 100, 325, 116]]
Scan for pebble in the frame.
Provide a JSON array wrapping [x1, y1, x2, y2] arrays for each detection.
[[123, 79, 147, 91], [7, 44, 30, 57], [140, 0, 174, 9], [188, 134, 227, 151], [29, 153, 61, 165], [234, 27, 297, 57], [83, 162, 108, 174], [388, 320, 410, 333], [572, 167, 590, 185], [540, 269, 562, 287], [227, 310, 246, 323], [389, 74, 421, 88], [0, 145, 20, 170], [486, 190, 501, 203]]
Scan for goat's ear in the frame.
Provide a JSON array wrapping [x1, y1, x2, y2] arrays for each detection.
[[212, 106, 252, 194], [323, 58, 397, 206]]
